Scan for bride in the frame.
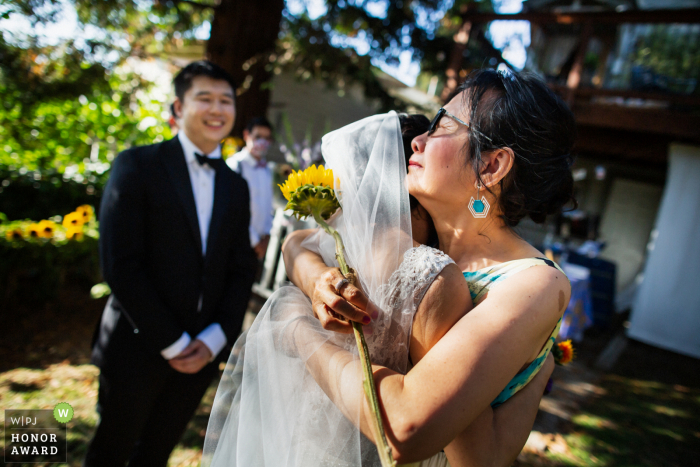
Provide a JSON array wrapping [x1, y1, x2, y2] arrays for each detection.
[[202, 69, 573, 466]]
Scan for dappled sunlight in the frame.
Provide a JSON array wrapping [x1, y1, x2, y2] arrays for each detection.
[[0, 361, 220, 467], [518, 372, 700, 467]]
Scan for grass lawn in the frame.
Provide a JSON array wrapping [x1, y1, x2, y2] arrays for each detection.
[[517, 340, 700, 467]]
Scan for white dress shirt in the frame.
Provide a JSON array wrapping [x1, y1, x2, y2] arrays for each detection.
[[226, 148, 274, 247], [160, 131, 227, 361]]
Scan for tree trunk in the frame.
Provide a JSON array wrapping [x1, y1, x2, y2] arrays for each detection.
[[206, 0, 284, 137], [441, 18, 473, 102]]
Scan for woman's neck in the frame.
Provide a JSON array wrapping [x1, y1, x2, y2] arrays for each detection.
[[430, 206, 526, 272]]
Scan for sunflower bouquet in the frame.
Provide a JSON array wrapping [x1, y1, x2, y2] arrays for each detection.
[[279, 165, 396, 467]]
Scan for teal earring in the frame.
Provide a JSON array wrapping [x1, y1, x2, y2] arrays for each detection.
[[469, 182, 490, 218]]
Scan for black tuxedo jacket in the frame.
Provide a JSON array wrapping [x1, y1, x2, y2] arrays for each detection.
[[92, 137, 256, 369]]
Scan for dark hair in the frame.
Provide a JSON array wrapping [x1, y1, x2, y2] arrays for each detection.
[[398, 113, 430, 162], [398, 113, 438, 246], [170, 102, 177, 117], [452, 69, 577, 226], [246, 116, 273, 133], [173, 60, 237, 102]]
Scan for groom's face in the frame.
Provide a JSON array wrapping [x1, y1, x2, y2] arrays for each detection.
[[176, 75, 235, 153]]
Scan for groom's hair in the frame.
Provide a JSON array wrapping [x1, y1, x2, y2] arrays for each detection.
[[173, 60, 237, 102]]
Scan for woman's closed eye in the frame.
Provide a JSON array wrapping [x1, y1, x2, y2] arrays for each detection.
[[434, 120, 458, 135]]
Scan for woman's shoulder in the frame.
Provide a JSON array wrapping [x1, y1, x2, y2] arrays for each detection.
[[485, 259, 571, 322]]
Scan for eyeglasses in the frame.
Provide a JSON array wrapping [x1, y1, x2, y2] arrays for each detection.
[[427, 108, 469, 136]]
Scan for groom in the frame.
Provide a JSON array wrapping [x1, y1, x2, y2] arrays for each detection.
[[85, 61, 256, 466]]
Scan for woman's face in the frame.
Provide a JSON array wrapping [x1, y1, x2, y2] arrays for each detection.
[[406, 94, 475, 209]]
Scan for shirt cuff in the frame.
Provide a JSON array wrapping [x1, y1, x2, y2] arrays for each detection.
[[196, 323, 228, 361], [161, 332, 191, 360]]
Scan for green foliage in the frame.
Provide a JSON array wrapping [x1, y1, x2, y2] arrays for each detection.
[[0, 166, 102, 221], [630, 24, 700, 93], [0, 206, 100, 305], [275, 0, 459, 110], [0, 36, 174, 178], [0, 230, 100, 306], [0, 0, 203, 182]]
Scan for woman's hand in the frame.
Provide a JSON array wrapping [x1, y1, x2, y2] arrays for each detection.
[[310, 267, 372, 333], [282, 229, 372, 333]]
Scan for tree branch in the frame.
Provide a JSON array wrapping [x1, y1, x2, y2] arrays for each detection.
[[155, 0, 218, 11]]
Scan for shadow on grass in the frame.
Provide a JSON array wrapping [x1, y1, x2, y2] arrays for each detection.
[[519, 339, 700, 467], [558, 374, 700, 467]]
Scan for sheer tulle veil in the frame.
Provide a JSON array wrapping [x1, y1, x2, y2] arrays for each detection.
[[201, 111, 420, 466]]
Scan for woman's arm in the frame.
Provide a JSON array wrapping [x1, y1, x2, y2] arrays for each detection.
[[301, 265, 568, 463], [409, 265, 552, 467], [445, 353, 554, 467]]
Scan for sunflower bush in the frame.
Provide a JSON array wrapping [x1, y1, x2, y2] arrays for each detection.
[[0, 206, 101, 307]]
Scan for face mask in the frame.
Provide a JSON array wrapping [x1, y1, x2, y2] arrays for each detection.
[[252, 138, 271, 157]]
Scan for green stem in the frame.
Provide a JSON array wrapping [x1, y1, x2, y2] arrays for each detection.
[[312, 209, 396, 467]]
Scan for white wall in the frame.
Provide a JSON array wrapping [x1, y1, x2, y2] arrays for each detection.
[[628, 143, 700, 359]]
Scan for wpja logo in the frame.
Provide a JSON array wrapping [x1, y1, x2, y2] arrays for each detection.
[[4, 405, 71, 463]]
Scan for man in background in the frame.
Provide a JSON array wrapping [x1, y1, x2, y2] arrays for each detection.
[[226, 117, 274, 260]]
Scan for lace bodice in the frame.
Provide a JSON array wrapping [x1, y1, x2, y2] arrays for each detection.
[[368, 245, 455, 373]]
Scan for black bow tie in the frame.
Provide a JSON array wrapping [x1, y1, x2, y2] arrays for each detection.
[[195, 152, 222, 170]]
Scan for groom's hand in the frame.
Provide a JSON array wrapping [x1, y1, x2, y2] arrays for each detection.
[[168, 339, 212, 374], [312, 267, 373, 334]]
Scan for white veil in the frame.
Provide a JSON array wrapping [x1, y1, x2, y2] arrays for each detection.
[[202, 112, 420, 466]]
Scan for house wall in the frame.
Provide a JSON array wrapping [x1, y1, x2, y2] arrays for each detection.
[[265, 73, 381, 164]]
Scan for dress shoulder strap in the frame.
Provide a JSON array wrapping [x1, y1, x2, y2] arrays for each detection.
[[463, 257, 566, 304]]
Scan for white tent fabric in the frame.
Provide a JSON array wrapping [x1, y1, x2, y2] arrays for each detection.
[[628, 143, 700, 359]]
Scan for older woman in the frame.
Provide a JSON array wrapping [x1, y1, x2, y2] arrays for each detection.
[[282, 69, 574, 466]]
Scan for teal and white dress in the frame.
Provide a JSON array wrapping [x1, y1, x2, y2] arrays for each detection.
[[404, 248, 565, 467]]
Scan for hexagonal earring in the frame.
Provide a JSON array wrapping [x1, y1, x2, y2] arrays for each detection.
[[469, 182, 490, 218]]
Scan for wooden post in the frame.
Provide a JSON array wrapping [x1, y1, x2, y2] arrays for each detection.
[[566, 22, 593, 106]]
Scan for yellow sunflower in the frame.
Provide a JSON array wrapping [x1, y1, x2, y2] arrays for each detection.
[[27, 223, 42, 238], [65, 226, 84, 241], [5, 228, 24, 241], [278, 165, 338, 221], [62, 211, 85, 229], [76, 205, 94, 223], [279, 164, 334, 200], [37, 220, 57, 238]]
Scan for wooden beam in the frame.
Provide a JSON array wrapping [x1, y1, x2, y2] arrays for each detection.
[[572, 102, 700, 142], [462, 9, 700, 25], [574, 126, 670, 166], [550, 85, 700, 107]]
